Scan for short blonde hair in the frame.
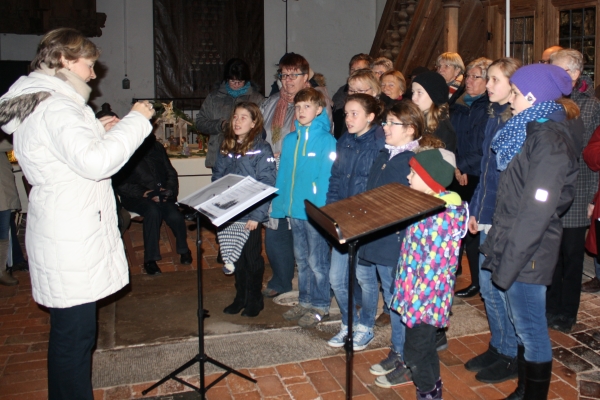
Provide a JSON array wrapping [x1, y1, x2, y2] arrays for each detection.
[[466, 57, 493, 79], [348, 69, 382, 96], [31, 28, 100, 71], [381, 70, 406, 94], [436, 52, 465, 75], [371, 57, 394, 72]]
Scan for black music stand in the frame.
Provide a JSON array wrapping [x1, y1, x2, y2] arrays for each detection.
[[305, 182, 445, 399], [142, 210, 256, 399]]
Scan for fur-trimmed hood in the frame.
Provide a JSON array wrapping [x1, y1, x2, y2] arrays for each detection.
[[0, 71, 83, 134]]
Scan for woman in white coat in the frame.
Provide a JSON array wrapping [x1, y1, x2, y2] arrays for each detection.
[[0, 28, 155, 400]]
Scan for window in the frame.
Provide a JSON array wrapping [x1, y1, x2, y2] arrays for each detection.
[[510, 16, 535, 65], [559, 8, 596, 82]]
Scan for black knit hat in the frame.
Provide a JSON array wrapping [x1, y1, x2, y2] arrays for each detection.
[[412, 71, 449, 106]]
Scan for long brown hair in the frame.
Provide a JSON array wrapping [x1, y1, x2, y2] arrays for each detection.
[[387, 100, 425, 141], [424, 103, 449, 135], [220, 102, 264, 156]]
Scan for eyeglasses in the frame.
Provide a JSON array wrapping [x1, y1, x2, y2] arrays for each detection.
[[381, 121, 409, 127], [278, 73, 306, 80], [228, 79, 244, 85], [538, 60, 549, 64], [465, 74, 484, 80], [348, 88, 372, 94], [437, 63, 453, 70]]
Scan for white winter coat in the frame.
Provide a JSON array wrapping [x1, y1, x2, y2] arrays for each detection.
[[0, 72, 152, 308]]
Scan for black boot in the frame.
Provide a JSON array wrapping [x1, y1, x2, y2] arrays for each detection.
[[223, 266, 246, 314], [523, 360, 552, 400], [475, 350, 517, 383], [465, 345, 502, 372], [506, 345, 525, 400], [241, 262, 265, 317]]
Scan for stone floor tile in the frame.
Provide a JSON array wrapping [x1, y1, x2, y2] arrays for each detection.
[[573, 332, 600, 351], [232, 389, 262, 399], [572, 345, 600, 368], [320, 391, 347, 400], [307, 370, 342, 394], [549, 379, 579, 399], [286, 382, 321, 400], [473, 384, 505, 399], [553, 347, 593, 373], [551, 364, 577, 388], [226, 369, 258, 394], [321, 355, 347, 381], [205, 385, 233, 400], [275, 362, 304, 378], [248, 366, 277, 377], [580, 379, 600, 398], [256, 375, 287, 397], [0, 390, 48, 400], [130, 382, 159, 399], [0, 378, 48, 396], [438, 349, 465, 367], [299, 359, 326, 373], [2, 359, 46, 374]]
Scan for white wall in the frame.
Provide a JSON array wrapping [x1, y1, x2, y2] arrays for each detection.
[[264, 0, 377, 94], [1, 0, 379, 114]]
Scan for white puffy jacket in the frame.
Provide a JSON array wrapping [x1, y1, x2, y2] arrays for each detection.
[[0, 72, 152, 308]]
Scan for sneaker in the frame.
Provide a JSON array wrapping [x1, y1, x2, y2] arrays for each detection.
[[283, 304, 309, 321], [375, 363, 413, 388], [435, 329, 448, 352], [370, 349, 403, 376], [298, 308, 329, 328], [222, 263, 235, 275], [352, 325, 374, 351], [327, 324, 348, 348]]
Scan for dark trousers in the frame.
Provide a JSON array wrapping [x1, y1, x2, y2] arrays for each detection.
[[235, 227, 265, 299], [450, 175, 480, 285], [404, 323, 439, 392], [265, 219, 295, 293], [48, 302, 96, 400], [9, 211, 25, 264], [546, 226, 587, 320], [121, 198, 189, 262]]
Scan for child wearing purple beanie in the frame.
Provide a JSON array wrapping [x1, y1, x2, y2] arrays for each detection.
[[481, 63, 583, 399]]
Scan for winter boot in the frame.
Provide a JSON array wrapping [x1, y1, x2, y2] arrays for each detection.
[[475, 349, 518, 383], [241, 260, 265, 317], [465, 344, 502, 372], [506, 345, 525, 400], [523, 360, 552, 400], [0, 239, 18, 286], [416, 377, 442, 399], [223, 265, 246, 314]]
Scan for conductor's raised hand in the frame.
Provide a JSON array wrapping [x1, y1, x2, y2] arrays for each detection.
[[132, 101, 155, 119]]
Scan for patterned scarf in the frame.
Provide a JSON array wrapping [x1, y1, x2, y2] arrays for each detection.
[[226, 81, 250, 98], [491, 100, 563, 171], [385, 139, 420, 160], [271, 81, 310, 145]]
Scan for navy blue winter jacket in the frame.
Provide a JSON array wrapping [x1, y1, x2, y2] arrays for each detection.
[[326, 125, 385, 205], [359, 149, 413, 266], [469, 102, 509, 225], [212, 137, 277, 223], [450, 93, 490, 176]]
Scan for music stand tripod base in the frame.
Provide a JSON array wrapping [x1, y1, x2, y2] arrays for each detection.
[[142, 211, 256, 398]]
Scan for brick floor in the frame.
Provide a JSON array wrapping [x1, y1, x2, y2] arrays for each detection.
[[2, 220, 600, 398]]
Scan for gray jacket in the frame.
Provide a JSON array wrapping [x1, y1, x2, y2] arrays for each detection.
[[0, 133, 20, 212], [196, 82, 264, 168]]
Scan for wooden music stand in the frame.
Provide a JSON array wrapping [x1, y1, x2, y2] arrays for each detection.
[[305, 182, 445, 399]]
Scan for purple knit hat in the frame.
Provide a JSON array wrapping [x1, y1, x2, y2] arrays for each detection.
[[510, 64, 572, 105]]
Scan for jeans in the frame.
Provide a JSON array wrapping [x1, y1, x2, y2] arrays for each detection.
[[48, 302, 96, 400], [479, 232, 517, 357], [265, 218, 295, 293], [505, 281, 552, 362], [404, 323, 439, 392], [120, 198, 189, 262], [547, 226, 587, 320], [330, 245, 355, 326], [291, 218, 331, 312]]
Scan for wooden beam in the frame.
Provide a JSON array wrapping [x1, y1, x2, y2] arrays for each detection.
[[443, 0, 461, 52], [370, 0, 399, 58]]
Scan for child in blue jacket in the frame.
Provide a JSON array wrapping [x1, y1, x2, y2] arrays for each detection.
[[270, 88, 337, 328]]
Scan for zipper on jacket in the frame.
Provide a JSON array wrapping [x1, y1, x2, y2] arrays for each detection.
[[288, 130, 302, 215]]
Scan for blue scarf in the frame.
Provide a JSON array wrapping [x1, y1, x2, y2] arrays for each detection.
[[491, 100, 563, 171], [463, 93, 482, 107], [227, 81, 251, 98]]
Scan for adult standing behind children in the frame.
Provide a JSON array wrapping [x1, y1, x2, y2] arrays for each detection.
[[546, 48, 600, 333], [196, 58, 265, 168], [0, 28, 155, 399], [261, 53, 313, 299], [411, 71, 457, 152], [271, 88, 337, 328], [480, 64, 581, 399]]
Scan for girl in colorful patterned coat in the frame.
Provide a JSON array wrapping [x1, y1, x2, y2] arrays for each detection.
[[391, 149, 468, 400]]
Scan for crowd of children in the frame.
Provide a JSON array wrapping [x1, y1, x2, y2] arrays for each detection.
[[207, 52, 584, 399]]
